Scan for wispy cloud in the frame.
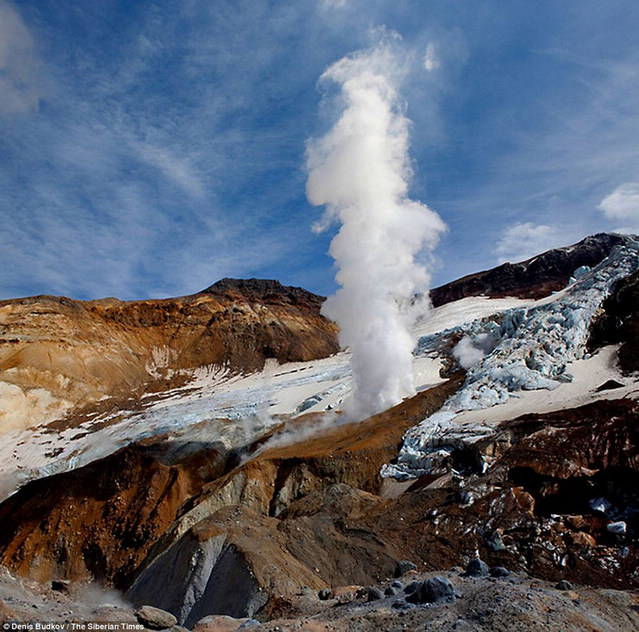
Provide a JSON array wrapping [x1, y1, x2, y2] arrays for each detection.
[[423, 42, 439, 72], [319, 0, 348, 8], [0, 0, 42, 115], [131, 141, 204, 199]]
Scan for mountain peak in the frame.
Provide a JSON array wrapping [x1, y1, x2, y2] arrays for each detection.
[[200, 277, 326, 308]]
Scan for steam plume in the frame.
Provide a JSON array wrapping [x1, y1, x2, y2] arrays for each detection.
[[306, 38, 446, 420]]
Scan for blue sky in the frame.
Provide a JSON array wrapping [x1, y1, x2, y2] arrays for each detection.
[[1, 0, 638, 300]]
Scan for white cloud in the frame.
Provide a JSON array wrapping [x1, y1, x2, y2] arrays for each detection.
[[423, 42, 439, 72], [496, 222, 565, 264], [132, 141, 205, 199], [598, 182, 639, 232], [0, 0, 41, 115]]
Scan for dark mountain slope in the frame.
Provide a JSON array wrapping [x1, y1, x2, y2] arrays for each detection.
[[431, 233, 627, 306]]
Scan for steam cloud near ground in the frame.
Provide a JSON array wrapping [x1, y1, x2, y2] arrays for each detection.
[[306, 36, 446, 420], [452, 333, 497, 370]]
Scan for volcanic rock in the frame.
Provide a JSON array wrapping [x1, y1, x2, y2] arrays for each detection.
[[366, 587, 383, 601], [430, 233, 625, 306], [404, 576, 455, 604], [595, 379, 625, 391], [395, 560, 417, 576], [135, 605, 178, 629], [588, 268, 639, 372], [2, 380, 638, 619], [554, 580, 573, 591], [317, 588, 333, 600], [50, 579, 70, 592], [464, 558, 489, 577], [0, 438, 235, 586], [0, 376, 460, 594]]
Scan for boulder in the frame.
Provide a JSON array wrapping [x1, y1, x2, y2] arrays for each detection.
[[405, 576, 456, 604], [465, 558, 489, 577], [135, 605, 178, 630], [395, 560, 417, 576], [318, 588, 333, 601], [367, 587, 384, 602], [555, 580, 573, 591]]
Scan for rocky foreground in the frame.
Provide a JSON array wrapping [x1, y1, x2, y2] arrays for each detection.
[[1, 562, 638, 631]]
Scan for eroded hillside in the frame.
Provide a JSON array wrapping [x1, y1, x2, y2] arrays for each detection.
[[0, 279, 338, 431]]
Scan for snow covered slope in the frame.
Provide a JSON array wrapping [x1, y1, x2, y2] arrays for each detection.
[[0, 292, 530, 501]]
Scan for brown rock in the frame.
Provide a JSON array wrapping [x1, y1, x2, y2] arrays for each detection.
[[567, 531, 596, 548], [332, 585, 362, 603], [135, 605, 178, 629]]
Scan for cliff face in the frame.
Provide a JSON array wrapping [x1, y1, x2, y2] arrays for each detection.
[[430, 233, 626, 306], [0, 279, 339, 431]]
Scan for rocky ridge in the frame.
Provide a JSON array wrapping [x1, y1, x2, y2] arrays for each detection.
[[430, 232, 626, 305]]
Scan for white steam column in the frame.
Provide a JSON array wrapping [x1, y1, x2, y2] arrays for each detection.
[[306, 40, 446, 420]]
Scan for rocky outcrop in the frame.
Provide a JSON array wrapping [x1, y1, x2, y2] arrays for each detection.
[[0, 280, 338, 431], [0, 437, 235, 586], [127, 509, 302, 626], [588, 269, 639, 372], [430, 233, 627, 306]]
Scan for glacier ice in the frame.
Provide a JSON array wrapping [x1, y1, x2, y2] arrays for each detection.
[[384, 237, 639, 479]]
